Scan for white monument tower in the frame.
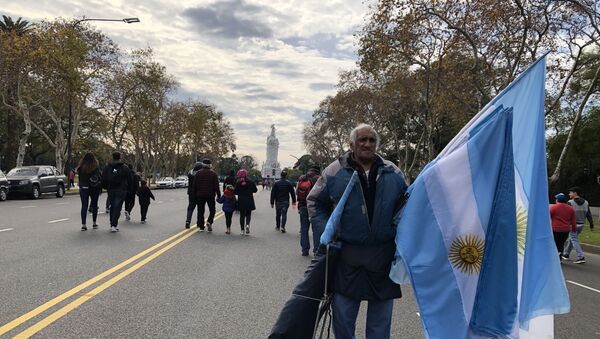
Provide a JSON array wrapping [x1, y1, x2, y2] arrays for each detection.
[[261, 124, 282, 178]]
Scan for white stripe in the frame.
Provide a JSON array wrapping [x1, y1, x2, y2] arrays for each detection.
[[48, 218, 69, 223], [0, 228, 14, 232], [55, 202, 69, 205], [20, 205, 36, 209], [424, 143, 484, 323], [567, 280, 600, 294]]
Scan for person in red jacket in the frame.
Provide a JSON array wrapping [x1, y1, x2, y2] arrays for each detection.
[[550, 193, 577, 262]]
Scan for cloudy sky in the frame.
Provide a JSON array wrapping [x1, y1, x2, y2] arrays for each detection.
[[2, 0, 370, 168]]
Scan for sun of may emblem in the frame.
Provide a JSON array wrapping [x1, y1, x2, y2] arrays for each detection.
[[449, 234, 485, 275]]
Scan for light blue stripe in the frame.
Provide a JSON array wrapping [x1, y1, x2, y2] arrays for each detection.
[[394, 175, 468, 338], [319, 171, 358, 245]]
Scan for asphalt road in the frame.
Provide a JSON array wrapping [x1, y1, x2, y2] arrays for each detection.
[[0, 188, 597, 338]]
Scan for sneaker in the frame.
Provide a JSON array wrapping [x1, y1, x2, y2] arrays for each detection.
[[81, 225, 87, 231], [110, 226, 117, 233], [207, 223, 213, 232], [226, 228, 231, 235], [275, 226, 280, 231], [92, 224, 98, 229], [125, 211, 130, 221], [141, 220, 146, 224], [281, 227, 286, 234], [560, 255, 570, 261], [185, 222, 190, 229], [240, 229, 245, 235], [245, 225, 250, 235], [199, 227, 205, 232], [574, 257, 586, 264]]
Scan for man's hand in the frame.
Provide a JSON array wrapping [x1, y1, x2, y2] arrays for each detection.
[[292, 202, 297, 209]]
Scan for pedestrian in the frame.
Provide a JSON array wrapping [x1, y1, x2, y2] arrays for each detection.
[[192, 158, 221, 232], [101, 151, 133, 233], [77, 152, 102, 231], [217, 184, 237, 234], [307, 123, 408, 339], [185, 161, 204, 229], [136, 180, 155, 224], [124, 164, 141, 221], [297, 166, 321, 256], [68, 168, 76, 190], [550, 193, 577, 261], [562, 186, 595, 264], [234, 168, 257, 235], [224, 170, 236, 188], [271, 170, 296, 233]]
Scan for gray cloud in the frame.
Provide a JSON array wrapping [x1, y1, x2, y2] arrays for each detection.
[[282, 32, 357, 60], [244, 93, 282, 100], [309, 82, 335, 91], [182, 0, 281, 40]]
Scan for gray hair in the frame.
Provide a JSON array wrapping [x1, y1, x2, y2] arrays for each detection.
[[349, 123, 380, 150]]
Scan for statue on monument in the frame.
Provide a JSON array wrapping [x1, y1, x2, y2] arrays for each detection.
[[262, 124, 282, 178]]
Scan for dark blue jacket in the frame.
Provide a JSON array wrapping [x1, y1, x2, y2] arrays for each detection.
[[307, 151, 408, 301]]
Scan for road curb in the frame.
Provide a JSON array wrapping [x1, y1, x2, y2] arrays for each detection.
[[581, 243, 600, 255]]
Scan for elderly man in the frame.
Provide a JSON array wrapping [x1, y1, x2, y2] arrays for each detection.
[[307, 123, 408, 339]]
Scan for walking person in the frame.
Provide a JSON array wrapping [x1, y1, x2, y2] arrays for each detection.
[[270, 170, 296, 233], [185, 161, 204, 229], [77, 152, 102, 231], [68, 168, 76, 190], [101, 151, 133, 233], [192, 159, 221, 232], [562, 186, 595, 264], [136, 180, 155, 224], [124, 164, 141, 221], [224, 170, 236, 188], [307, 124, 408, 339], [550, 193, 577, 261], [234, 169, 257, 235], [217, 184, 237, 234], [296, 166, 321, 255]]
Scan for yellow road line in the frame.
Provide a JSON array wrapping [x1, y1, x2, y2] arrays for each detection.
[[0, 227, 194, 336], [14, 212, 225, 338]]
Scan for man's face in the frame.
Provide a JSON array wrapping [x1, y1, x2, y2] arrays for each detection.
[[351, 128, 377, 163], [568, 191, 577, 199]]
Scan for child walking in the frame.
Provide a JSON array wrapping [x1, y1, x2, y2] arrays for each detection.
[[136, 180, 155, 224], [217, 185, 237, 234]]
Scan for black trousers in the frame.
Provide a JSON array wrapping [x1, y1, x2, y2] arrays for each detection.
[[107, 190, 127, 227], [224, 211, 233, 228], [125, 193, 136, 213], [196, 196, 216, 227], [239, 210, 252, 229], [140, 203, 149, 221], [553, 231, 570, 254], [185, 194, 196, 223]]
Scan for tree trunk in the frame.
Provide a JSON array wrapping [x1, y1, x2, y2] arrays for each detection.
[[16, 103, 31, 167], [549, 64, 600, 183]]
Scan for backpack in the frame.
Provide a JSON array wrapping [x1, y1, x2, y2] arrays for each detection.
[[296, 180, 312, 202], [89, 170, 102, 188]]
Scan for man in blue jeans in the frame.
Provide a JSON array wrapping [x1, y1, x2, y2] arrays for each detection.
[[270, 170, 296, 233], [562, 186, 595, 264], [307, 124, 408, 339]]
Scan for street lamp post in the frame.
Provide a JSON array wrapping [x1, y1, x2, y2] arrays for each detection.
[[66, 16, 140, 174]]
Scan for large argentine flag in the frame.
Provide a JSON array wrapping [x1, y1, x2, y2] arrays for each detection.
[[390, 56, 570, 338]]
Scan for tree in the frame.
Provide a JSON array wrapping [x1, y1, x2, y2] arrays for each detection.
[[239, 155, 258, 170]]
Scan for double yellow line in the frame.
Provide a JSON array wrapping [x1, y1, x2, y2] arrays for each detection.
[[1, 211, 224, 338]]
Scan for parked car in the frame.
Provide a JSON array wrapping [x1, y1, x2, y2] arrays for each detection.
[[0, 170, 9, 201], [156, 177, 175, 189], [6, 166, 67, 199], [174, 176, 189, 188]]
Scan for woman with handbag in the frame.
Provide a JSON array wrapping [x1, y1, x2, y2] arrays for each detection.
[[77, 152, 102, 231]]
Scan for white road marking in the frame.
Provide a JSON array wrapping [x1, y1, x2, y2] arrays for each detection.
[[55, 202, 69, 205], [157, 201, 164, 204], [20, 205, 36, 209], [48, 218, 70, 224], [0, 228, 14, 232], [567, 280, 600, 294]]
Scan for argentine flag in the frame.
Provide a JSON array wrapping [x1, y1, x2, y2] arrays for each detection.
[[390, 55, 570, 338]]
